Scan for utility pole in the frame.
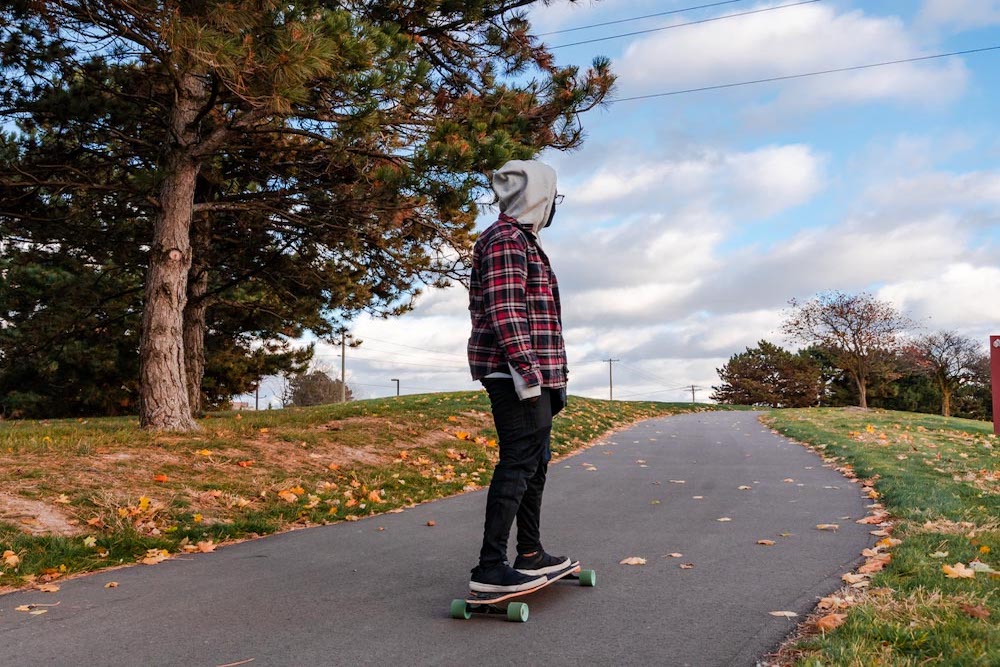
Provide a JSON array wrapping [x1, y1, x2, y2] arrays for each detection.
[[332, 326, 357, 403], [689, 385, 704, 403], [391, 378, 400, 397], [254, 384, 259, 411], [605, 358, 620, 401]]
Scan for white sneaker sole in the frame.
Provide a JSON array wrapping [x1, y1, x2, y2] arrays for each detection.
[[515, 556, 572, 576], [469, 575, 547, 593]]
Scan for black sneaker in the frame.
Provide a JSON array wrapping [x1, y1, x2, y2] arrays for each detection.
[[513, 550, 571, 576], [469, 563, 546, 593]]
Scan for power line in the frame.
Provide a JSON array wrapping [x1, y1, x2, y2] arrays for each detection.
[[537, 0, 748, 36], [313, 352, 468, 372], [551, 0, 820, 50], [355, 335, 467, 361], [616, 361, 686, 390], [611, 45, 1000, 102]]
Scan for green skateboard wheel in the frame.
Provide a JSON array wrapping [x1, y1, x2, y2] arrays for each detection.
[[450, 599, 471, 620], [507, 601, 529, 623], [579, 569, 596, 587]]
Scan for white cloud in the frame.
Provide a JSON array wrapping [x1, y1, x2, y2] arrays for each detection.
[[615, 3, 968, 110], [878, 264, 1000, 338], [864, 170, 1000, 220], [569, 144, 825, 218], [918, 0, 1000, 32]]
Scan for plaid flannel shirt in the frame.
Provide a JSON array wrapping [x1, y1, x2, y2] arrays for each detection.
[[468, 213, 568, 389]]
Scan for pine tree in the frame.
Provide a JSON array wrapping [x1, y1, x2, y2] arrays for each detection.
[[1, 1, 614, 428]]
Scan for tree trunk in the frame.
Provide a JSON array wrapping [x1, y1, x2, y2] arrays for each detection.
[[855, 373, 868, 409], [139, 72, 206, 431], [941, 386, 952, 418], [183, 212, 211, 417]]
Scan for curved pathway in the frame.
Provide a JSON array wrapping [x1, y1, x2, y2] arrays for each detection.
[[0, 411, 874, 666]]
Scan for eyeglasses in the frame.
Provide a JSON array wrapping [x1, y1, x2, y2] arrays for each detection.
[[554, 194, 565, 205]]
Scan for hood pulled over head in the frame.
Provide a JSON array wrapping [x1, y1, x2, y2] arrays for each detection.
[[491, 160, 557, 235]]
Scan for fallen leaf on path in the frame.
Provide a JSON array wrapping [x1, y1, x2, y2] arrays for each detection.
[[717, 517, 732, 522], [666, 553, 683, 558], [3, 550, 20, 569], [141, 549, 169, 565], [858, 560, 886, 574], [943, 562, 975, 579], [769, 611, 797, 618], [426, 520, 436, 527], [650, 500, 661, 505], [856, 514, 889, 525], [841, 573, 867, 584], [877, 538, 902, 548], [869, 529, 890, 536], [959, 603, 990, 619], [105, 582, 118, 589], [968, 561, 996, 574], [692, 496, 704, 500], [619, 557, 646, 566], [816, 524, 839, 531], [669, 480, 686, 484], [37, 584, 60, 593], [738, 485, 752, 490], [197, 540, 216, 553], [783, 478, 795, 483], [757, 540, 776, 546], [679, 563, 695, 569], [29, 609, 48, 615], [815, 613, 846, 632]]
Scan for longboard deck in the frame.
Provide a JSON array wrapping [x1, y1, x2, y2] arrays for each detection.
[[465, 561, 581, 606]]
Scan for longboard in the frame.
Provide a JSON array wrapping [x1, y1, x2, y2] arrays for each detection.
[[450, 561, 596, 622]]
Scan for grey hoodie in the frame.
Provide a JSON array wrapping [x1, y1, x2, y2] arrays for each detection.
[[486, 160, 558, 398], [491, 159, 558, 238]]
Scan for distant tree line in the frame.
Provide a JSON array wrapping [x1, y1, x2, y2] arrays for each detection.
[[712, 292, 992, 420]]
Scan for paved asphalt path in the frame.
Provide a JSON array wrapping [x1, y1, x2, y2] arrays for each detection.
[[1, 411, 875, 666]]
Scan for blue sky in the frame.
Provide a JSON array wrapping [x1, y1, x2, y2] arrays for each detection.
[[247, 0, 1000, 407]]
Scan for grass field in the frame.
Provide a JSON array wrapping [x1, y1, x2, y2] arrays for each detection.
[[0, 392, 720, 591], [765, 408, 998, 667]]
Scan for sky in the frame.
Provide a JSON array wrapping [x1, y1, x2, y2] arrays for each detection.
[[245, 0, 1000, 407]]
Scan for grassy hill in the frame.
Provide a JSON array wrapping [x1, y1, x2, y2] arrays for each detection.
[[0, 391, 721, 590]]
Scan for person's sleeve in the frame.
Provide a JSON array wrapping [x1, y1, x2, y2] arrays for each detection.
[[480, 236, 543, 396]]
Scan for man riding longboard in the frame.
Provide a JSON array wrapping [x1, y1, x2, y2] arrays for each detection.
[[466, 160, 571, 594]]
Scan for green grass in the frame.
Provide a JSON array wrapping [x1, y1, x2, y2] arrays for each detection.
[[765, 408, 998, 666], [0, 391, 726, 590]]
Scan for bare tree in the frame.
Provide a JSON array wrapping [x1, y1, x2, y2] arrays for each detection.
[[908, 331, 986, 417], [782, 292, 911, 409]]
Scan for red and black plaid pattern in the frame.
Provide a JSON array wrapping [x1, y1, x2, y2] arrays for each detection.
[[468, 214, 568, 389]]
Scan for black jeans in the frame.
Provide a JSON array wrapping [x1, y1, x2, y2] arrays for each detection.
[[479, 379, 563, 567]]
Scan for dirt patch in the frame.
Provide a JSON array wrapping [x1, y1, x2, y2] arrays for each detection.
[[0, 493, 81, 537]]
